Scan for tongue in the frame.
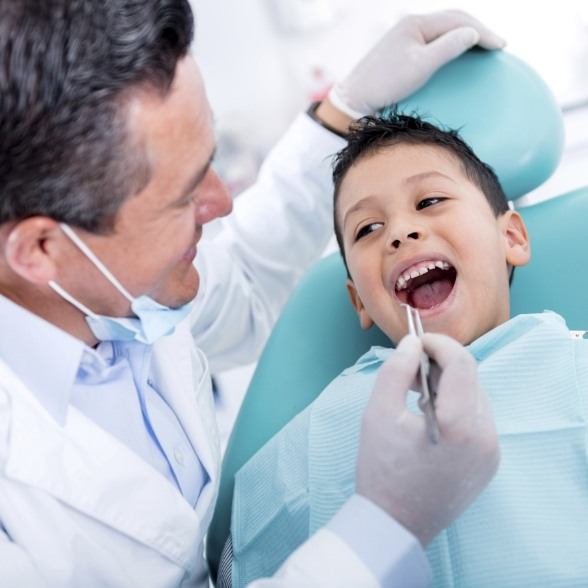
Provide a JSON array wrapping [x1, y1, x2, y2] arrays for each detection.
[[409, 278, 453, 310]]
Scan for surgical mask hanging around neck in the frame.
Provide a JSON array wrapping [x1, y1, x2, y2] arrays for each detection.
[[48, 223, 193, 344]]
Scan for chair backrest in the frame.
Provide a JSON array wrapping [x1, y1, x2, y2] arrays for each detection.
[[206, 49, 569, 579]]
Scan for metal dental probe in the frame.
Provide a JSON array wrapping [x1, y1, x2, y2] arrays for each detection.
[[402, 304, 440, 444]]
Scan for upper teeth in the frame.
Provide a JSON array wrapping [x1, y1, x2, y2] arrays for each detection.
[[396, 260, 451, 291]]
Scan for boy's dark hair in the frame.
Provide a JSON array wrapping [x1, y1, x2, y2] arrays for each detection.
[[332, 113, 510, 274], [0, 0, 194, 234]]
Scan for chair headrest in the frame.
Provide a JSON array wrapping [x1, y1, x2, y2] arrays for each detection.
[[393, 49, 564, 200]]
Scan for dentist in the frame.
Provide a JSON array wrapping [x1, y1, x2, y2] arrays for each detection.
[[0, 1, 502, 586]]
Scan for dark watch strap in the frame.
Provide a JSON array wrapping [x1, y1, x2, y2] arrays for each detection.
[[306, 101, 349, 139]]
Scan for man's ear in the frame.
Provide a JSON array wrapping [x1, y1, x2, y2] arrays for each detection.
[[501, 210, 531, 268], [346, 279, 374, 330], [3, 217, 62, 284]]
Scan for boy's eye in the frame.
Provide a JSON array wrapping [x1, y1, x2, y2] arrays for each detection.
[[417, 196, 446, 210], [355, 222, 383, 241]]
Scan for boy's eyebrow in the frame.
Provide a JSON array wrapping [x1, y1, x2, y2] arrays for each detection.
[[404, 170, 457, 185], [342, 171, 458, 229]]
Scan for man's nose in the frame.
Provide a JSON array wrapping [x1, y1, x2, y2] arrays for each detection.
[[194, 168, 233, 225]]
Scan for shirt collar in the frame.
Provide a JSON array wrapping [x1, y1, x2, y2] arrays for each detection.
[[0, 294, 88, 425]]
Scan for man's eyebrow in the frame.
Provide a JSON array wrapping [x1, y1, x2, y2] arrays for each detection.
[[175, 147, 217, 204]]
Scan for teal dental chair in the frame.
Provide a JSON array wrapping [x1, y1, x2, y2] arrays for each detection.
[[207, 49, 581, 582]]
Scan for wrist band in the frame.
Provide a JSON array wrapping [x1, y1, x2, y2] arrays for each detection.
[[327, 89, 368, 121], [306, 101, 349, 139]]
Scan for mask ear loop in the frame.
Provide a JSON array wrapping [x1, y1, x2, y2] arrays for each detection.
[[58, 223, 135, 304], [48, 280, 98, 318]]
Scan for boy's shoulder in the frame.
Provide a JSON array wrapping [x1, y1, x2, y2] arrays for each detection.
[[339, 345, 393, 377], [335, 311, 583, 383], [314, 311, 584, 425], [341, 311, 572, 372]]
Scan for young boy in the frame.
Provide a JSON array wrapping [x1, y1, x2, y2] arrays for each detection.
[[229, 114, 588, 588]]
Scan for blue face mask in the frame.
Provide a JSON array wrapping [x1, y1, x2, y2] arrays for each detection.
[[48, 224, 193, 344]]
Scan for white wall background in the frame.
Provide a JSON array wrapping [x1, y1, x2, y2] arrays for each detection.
[[191, 1, 588, 145]]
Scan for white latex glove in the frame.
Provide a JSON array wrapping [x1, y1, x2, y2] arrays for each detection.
[[356, 333, 499, 547], [329, 10, 506, 119]]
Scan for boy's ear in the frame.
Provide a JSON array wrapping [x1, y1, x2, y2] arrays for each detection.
[[501, 210, 531, 268], [346, 279, 374, 330]]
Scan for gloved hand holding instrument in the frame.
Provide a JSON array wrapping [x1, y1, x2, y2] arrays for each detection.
[[356, 328, 500, 547]]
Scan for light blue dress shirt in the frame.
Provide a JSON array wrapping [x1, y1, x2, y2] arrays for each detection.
[[0, 294, 207, 507]]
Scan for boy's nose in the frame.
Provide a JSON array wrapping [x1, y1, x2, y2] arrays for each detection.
[[194, 168, 233, 225], [391, 230, 420, 249]]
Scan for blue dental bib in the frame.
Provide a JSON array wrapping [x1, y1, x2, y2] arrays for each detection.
[[231, 312, 588, 588]]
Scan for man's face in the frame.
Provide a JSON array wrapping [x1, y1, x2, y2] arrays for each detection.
[[338, 143, 530, 345], [58, 56, 232, 317]]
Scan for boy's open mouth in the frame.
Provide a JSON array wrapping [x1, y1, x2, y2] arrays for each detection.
[[394, 259, 457, 310]]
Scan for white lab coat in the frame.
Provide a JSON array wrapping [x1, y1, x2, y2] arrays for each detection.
[[0, 115, 380, 587]]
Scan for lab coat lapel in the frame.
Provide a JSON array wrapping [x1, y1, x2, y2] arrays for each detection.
[[0, 359, 203, 570], [150, 324, 220, 523]]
